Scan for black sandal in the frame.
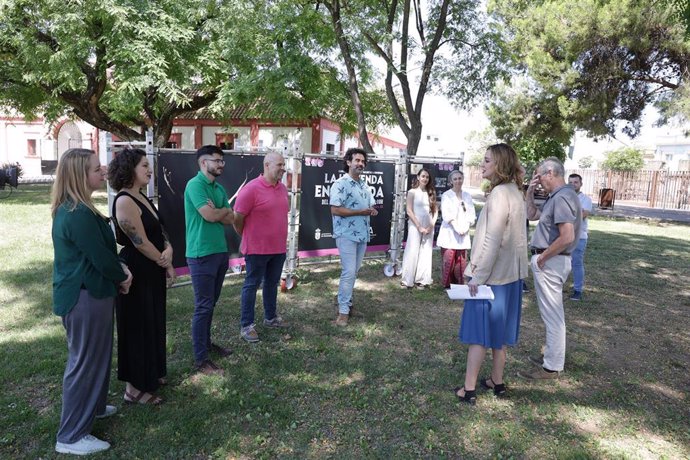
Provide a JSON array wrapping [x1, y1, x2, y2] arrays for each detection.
[[480, 376, 507, 397], [453, 386, 476, 405]]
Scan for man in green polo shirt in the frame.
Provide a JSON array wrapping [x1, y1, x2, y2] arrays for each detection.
[[184, 145, 235, 375]]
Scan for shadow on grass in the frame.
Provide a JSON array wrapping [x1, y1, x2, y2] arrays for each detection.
[[567, 229, 690, 370], [2, 222, 690, 457], [0, 260, 55, 333]]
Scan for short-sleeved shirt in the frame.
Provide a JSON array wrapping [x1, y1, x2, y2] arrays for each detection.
[[329, 174, 375, 243], [184, 171, 230, 258], [530, 184, 582, 253], [234, 175, 289, 255], [578, 192, 593, 239]]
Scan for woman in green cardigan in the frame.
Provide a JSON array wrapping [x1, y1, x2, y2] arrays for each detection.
[[51, 148, 132, 456]]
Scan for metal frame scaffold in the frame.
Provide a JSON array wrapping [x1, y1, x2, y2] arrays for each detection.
[[100, 132, 462, 291], [99, 128, 155, 229]]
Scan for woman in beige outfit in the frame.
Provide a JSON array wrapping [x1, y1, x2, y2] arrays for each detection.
[[453, 143, 529, 405]]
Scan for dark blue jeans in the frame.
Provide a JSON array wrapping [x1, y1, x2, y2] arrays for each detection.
[[188, 252, 228, 364], [240, 253, 286, 328]]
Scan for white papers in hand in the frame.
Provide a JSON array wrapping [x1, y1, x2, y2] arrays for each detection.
[[446, 284, 495, 300]]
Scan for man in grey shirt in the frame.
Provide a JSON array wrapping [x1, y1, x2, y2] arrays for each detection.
[[519, 157, 581, 380]]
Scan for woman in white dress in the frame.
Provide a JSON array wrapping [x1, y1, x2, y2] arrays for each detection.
[[437, 170, 476, 287], [400, 168, 438, 289]]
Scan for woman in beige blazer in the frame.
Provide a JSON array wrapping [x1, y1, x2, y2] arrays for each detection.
[[454, 143, 529, 404]]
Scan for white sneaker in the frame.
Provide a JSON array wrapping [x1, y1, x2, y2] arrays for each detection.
[[55, 434, 110, 455], [95, 405, 117, 419]]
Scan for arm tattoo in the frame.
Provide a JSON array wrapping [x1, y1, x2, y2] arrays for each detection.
[[161, 227, 171, 247], [119, 219, 144, 246]]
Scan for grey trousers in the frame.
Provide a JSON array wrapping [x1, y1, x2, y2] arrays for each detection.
[[56, 290, 114, 444]]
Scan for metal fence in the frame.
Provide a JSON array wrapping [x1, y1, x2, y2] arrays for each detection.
[[464, 166, 690, 210]]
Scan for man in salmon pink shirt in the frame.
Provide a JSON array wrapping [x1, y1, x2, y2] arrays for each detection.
[[233, 153, 290, 343]]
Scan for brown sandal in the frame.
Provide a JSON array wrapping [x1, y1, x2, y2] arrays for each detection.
[[124, 390, 164, 405]]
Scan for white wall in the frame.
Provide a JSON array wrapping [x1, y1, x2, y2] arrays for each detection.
[[341, 134, 405, 159], [342, 136, 359, 152], [1, 120, 41, 175], [320, 128, 340, 153], [170, 126, 196, 150], [0, 119, 90, 176], [371, 138, 406, 159], [656, 143, 690, 170], [417, 132, 444, 156], [201, 126, 251, 148], [567, 128, 690, 171], [258, 127, 310, 154]]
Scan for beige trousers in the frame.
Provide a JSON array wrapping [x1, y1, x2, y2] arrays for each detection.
[[531, 254, 571, 372]]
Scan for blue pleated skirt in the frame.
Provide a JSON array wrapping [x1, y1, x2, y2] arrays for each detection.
[[458, 279, 523, 349]]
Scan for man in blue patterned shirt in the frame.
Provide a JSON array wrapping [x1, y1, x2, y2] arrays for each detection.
[[330, 148, 378, 327]]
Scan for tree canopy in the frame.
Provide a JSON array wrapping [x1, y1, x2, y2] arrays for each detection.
[[578, 155, 594, 169], [486, 78, 569, 166], [0, 0, 384, 146], [317, 0, 505, 155], [601, 147, 645, 171], [489, 0, 690, 142], [0, 0, 511, 154], [5, 0, 690, 157]]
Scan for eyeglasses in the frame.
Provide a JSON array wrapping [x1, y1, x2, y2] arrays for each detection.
[[205, 158, 225, 165]]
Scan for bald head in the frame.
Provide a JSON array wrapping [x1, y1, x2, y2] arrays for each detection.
[[263, 153, 286, 185], [264, 152, 282, 166]]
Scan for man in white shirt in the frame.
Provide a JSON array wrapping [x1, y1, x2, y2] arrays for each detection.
[[567, 174, 593, 301]]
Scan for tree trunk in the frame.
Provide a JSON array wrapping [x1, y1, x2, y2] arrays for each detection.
[[407, 122, 422, 157], [325, 0, 375, 153], [362, 0, 450, 157]]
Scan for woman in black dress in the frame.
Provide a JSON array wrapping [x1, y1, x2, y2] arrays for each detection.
[[108, 148, 175, 405]]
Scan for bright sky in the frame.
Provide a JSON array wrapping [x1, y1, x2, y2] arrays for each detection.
[[412, 95, 688, 165], [421, 95, 489, 155], [383, 95, 489, 158]]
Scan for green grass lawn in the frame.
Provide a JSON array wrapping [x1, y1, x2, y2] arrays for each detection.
[[1, 184, 689, 459]]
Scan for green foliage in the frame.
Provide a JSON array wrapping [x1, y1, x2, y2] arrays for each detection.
[[513, 136, 565, 170], [319, 0, 506, 155], [578, 155, 594, 169], [486, 78, 573, 166], [667, 0, 690, 37], [0, 0, 374, 146], [489, 0, 690, 139], [2, 0, 231, 141], [601, 147, 645, 171], [485, 78, 568, 167], [479, 178, 492, 192], [464, 128, 499, 165], [487, 80, 573, 145], [465, 152, 484, 167]]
